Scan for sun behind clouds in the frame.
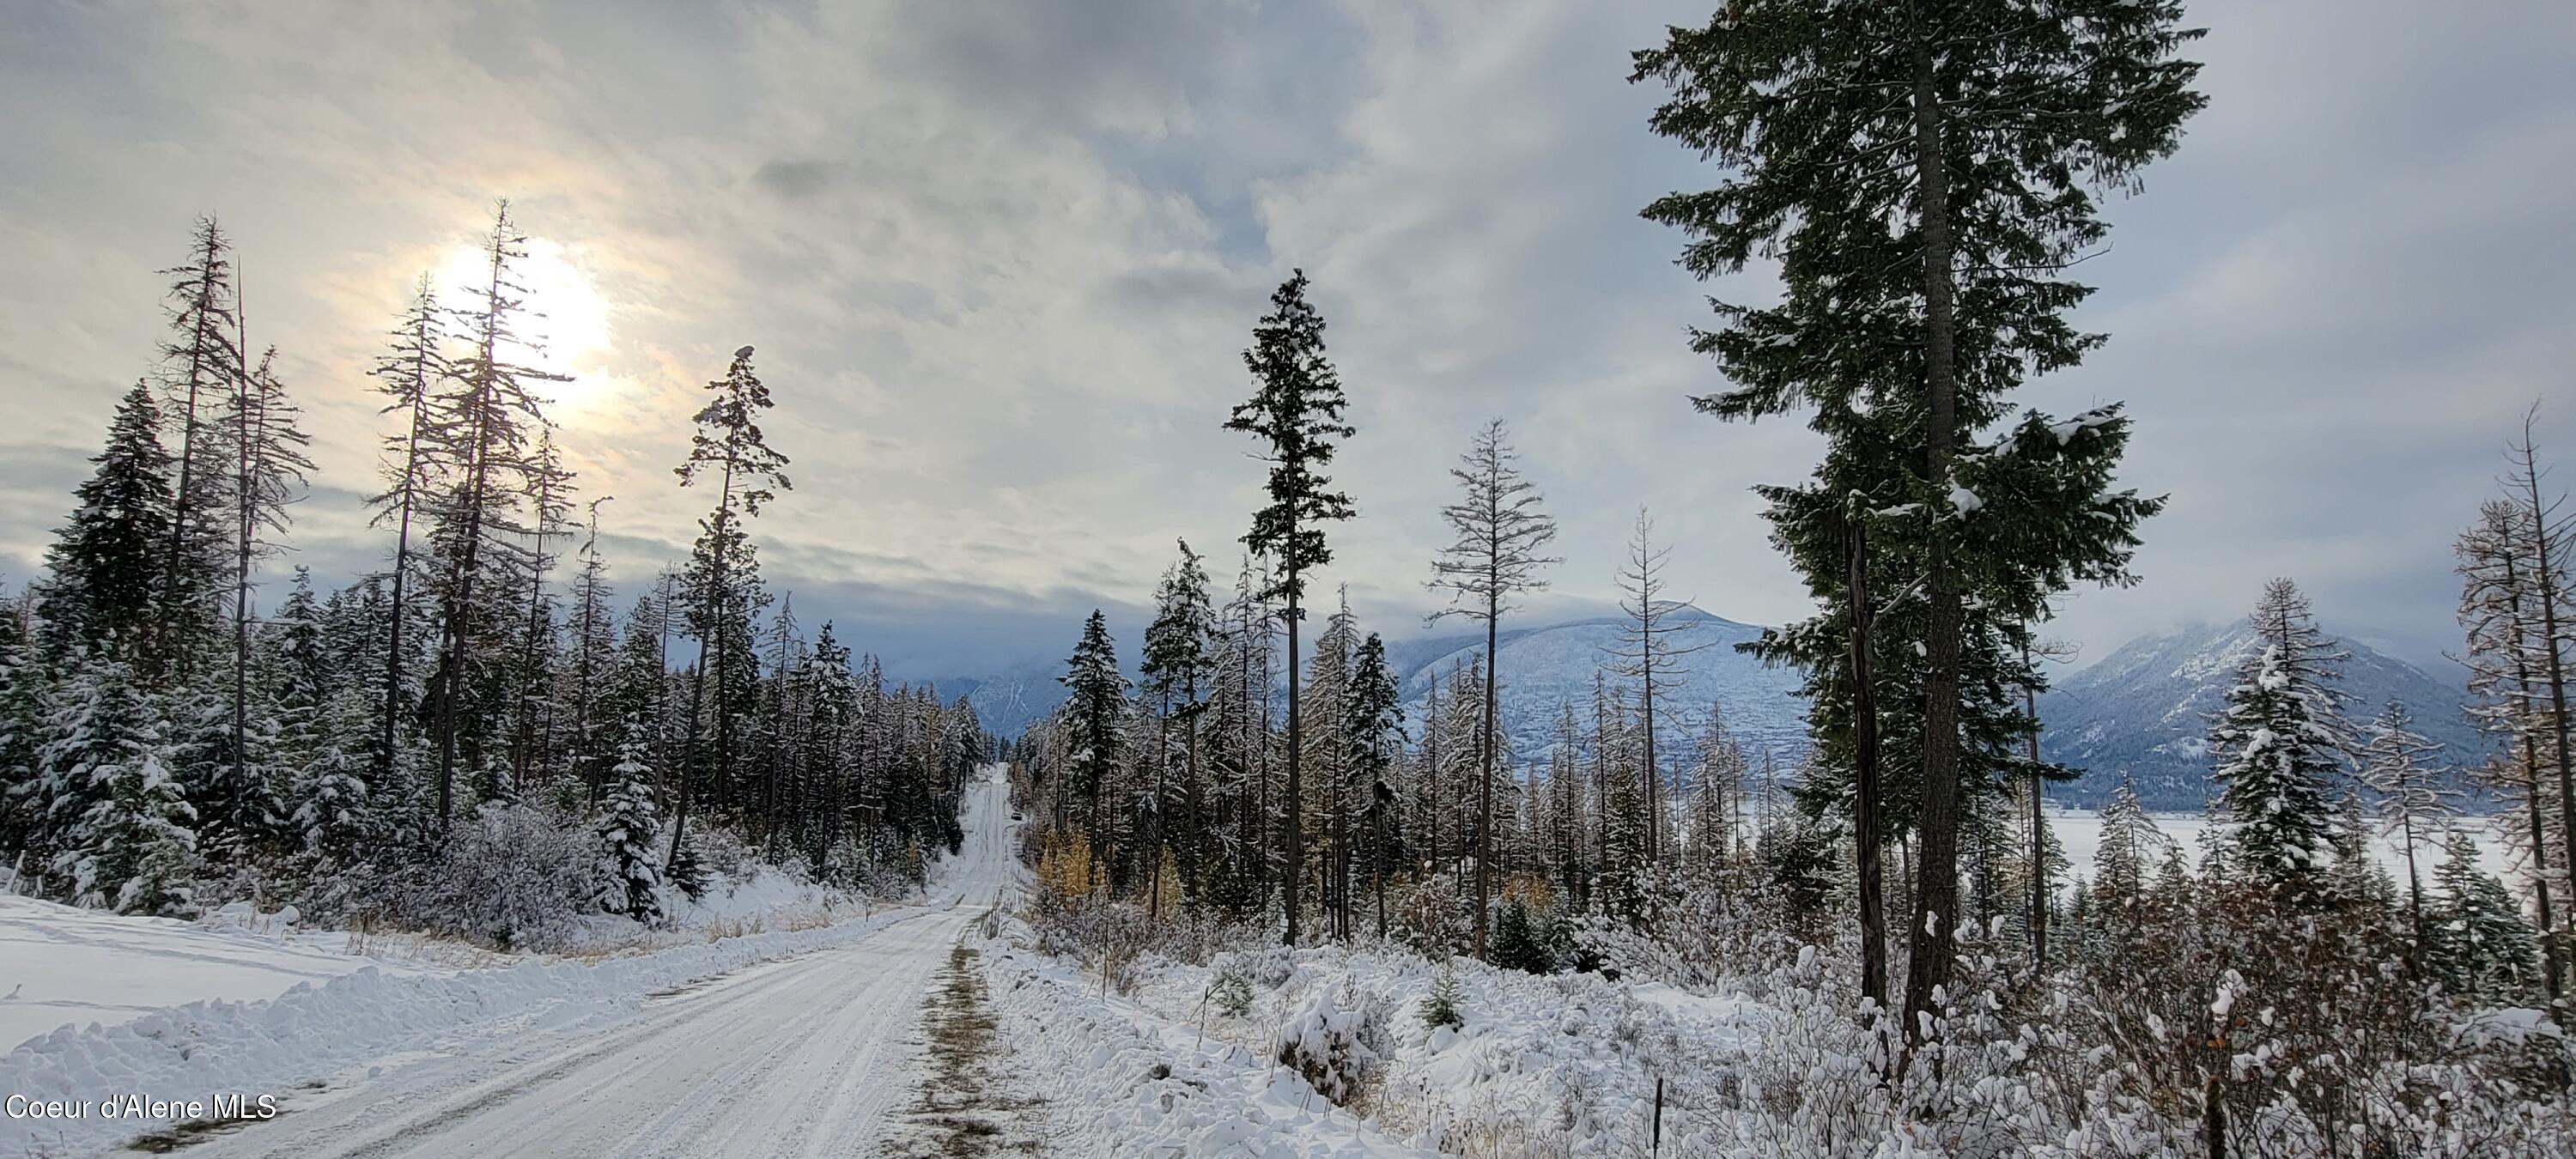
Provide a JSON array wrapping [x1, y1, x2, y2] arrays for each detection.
[[434, 234, 614, 411]]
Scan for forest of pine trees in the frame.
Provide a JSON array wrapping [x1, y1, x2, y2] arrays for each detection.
[[0, 209, 987, 947]]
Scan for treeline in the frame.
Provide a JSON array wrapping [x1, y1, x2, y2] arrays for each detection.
[[0, 209, 985, 944]]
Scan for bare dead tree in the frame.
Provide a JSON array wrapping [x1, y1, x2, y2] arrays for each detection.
[[1426, 417, 1559, 957]]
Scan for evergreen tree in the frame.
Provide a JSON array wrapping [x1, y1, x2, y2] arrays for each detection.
[[1606, 507, 1705, 869], [1225, 270, 1357, 946], [2458, 497, 2568, 1005], [596, 720, 664, 924], [40, 659, 196, 914], [0, 634, 46, 857], [2430, 830, 2542, 1005], [669, 345, 788, 870], [507, 428, 573, 791], [1684, 701, 1743, 892], [1635, 0, 2203, 1041], [1425, 418, 1559, 956], [556, 500, 615, 802], [2092, 774, 2167, 930], [1346, 631, 1403, 939], [213, 345, 311, 859], [1302, 591, 1357, 938], [292, 686, 377, 876], [1059, 610, 1126, 862], [37, 383, 173, 661], [2208, 579, 2349, 900], [2502, 410, 2576, 937], [1139, 539, 1217, 914]]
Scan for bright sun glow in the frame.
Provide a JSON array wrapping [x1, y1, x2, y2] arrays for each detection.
[[436, 237, 614, 410]]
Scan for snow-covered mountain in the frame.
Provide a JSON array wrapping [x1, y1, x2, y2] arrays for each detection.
[[943, 604, 1814, 773], [2036, 622, 2485, 810], [1394, 605, 1811, 772]]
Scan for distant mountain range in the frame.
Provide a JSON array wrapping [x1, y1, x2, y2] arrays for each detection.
[[2035, 622, 2484, 810], [933, 604, 1809, 770], [937, 609, 2489, 813]]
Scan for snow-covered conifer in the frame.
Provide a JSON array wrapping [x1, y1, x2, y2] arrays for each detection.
[[40, 659, 196, 913], [37, 383, 173, 660], [595, 720, 664, 924], [2429, 829, 2542, 1004], [2208, 580, 2349, 899]]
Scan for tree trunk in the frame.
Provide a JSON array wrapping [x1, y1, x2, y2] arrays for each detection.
[[2025, 638, 2049, 971], [1850, 520, 1888, 1016], [2503, 547, 2568, 1011], [2520, 449, 2576, 954], [1901, 14, 1966, 1049], [1476, 604, 1498, 957], [1283, 586, 1303, 947]]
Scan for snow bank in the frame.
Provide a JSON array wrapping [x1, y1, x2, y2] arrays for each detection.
[[0, 895, 440, 1056], [0, 902, 931, 1156], [977, 942, 1425, 1156], [1115, 944, 1763, 1156]]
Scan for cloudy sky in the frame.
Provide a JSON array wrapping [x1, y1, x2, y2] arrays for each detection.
[[2, 0, 2569, 682]]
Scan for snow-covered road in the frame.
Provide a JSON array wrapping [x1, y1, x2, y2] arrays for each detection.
[[182, 770, 1019, 1159]]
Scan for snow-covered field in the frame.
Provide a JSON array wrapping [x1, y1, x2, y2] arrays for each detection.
[[0, 898, 439, 1058]]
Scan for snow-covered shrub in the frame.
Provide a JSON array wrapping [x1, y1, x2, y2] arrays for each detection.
[[1388, 870, 1471, 954], [1208, 964, 1253, 1017], [1277, 980, 1387, 1107], [388, 801, 592, 950], [1239, 944, 1297, 990]]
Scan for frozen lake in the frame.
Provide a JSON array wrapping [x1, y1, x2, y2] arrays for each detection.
[[2044, 806, 2519, 892]]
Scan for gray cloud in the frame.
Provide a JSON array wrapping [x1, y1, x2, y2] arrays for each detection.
[[0, 0, 2567, 689]]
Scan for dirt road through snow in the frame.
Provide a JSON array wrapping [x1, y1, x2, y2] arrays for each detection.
[[181, 769, 1018, 1159]]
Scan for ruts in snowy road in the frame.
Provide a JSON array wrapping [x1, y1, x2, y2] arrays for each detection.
[[177, 770, 1018, 1159]]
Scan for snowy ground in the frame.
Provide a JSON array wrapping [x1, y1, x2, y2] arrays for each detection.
[[0, 861, 875, 1062], [0, 769, 1018, 1158], [974, 940, 1431, 1156], [0, 899, 443, 1059], [1083, 943, 1760, 1156]]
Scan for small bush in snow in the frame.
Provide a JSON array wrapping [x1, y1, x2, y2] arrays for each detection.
[[1278, 981, 1385, 1107], [1209, 964, 1253, 1017], [1419, 957, 1464, 1030], [388, 801, 592, 951]]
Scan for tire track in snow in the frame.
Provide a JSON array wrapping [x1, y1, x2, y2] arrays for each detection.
[[179, 771, 1018, 1159]]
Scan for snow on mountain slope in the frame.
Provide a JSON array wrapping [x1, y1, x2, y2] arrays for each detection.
[[2037, 622, 2484, 810], [1398, 604, 1811, 774], [951, 604, 1816, 773]]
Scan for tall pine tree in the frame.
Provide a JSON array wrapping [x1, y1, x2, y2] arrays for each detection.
[[1225, 270, 1356, 946], [1635, 0, 2203, 1041]]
